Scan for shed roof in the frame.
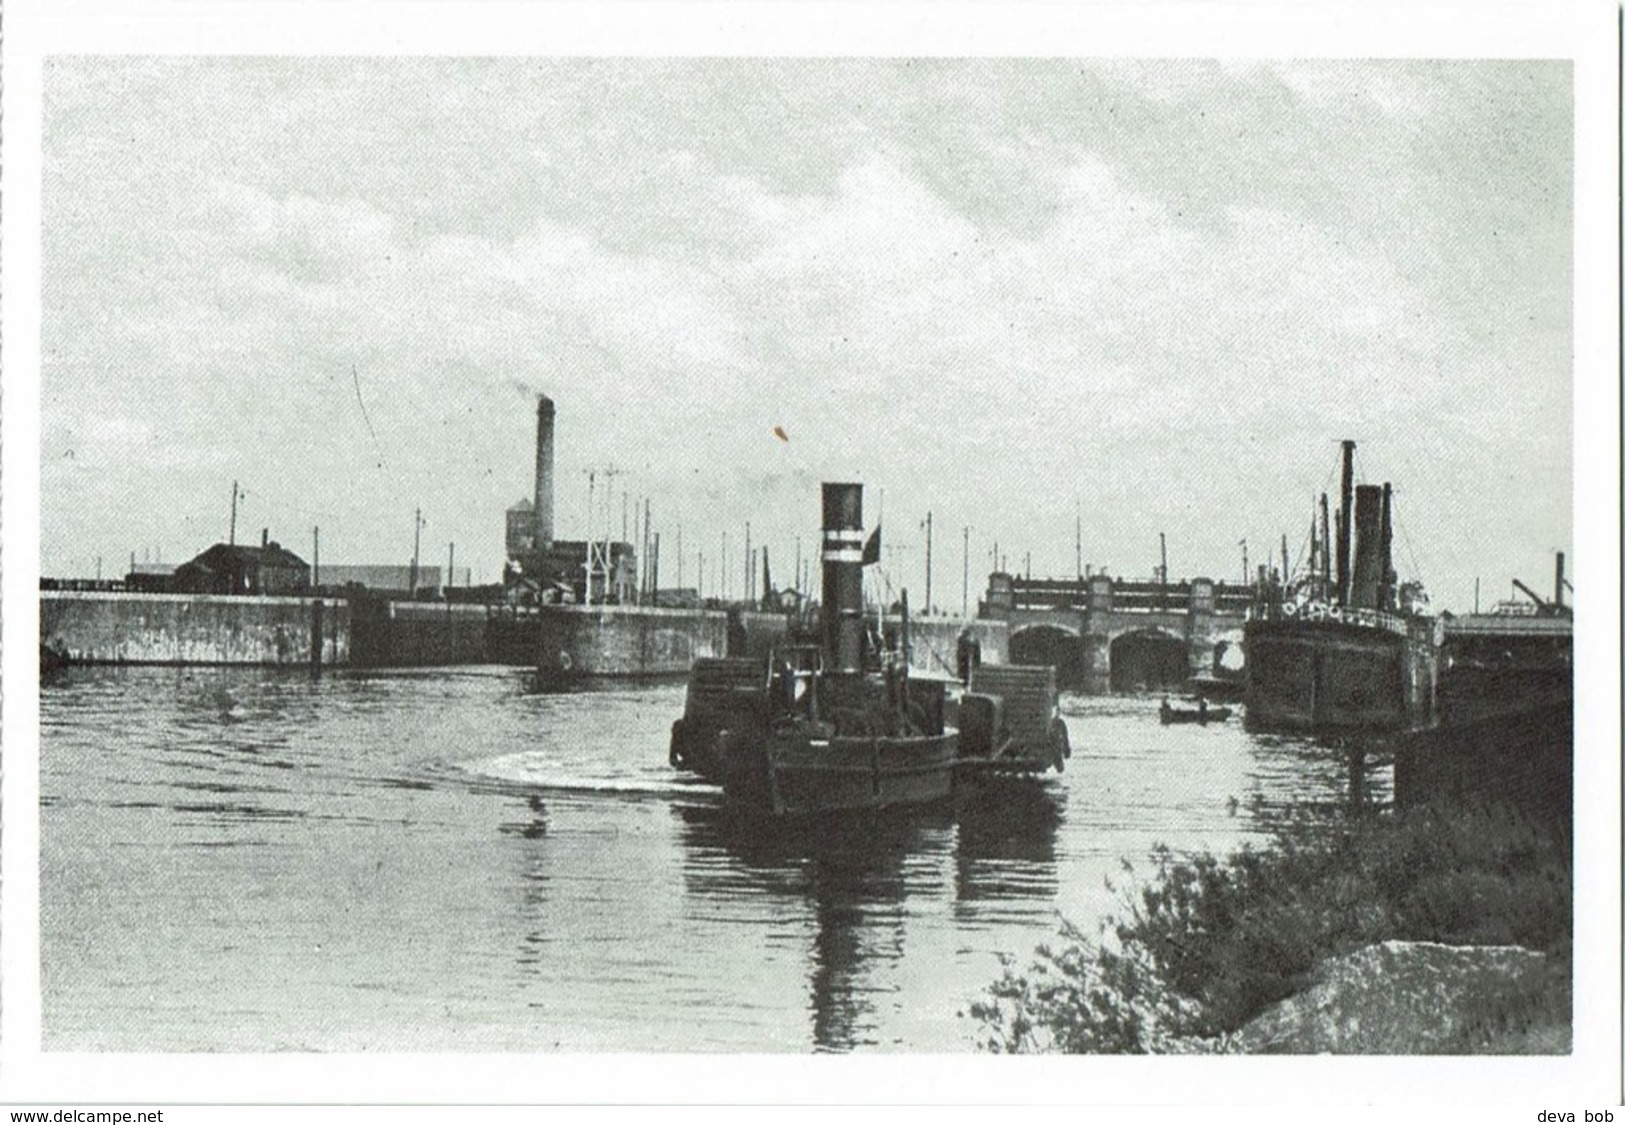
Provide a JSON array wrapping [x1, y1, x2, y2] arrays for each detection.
[[187, 542, 310, 570]]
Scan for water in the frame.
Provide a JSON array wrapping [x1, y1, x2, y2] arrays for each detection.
[[39, 665, 1382, 1052]]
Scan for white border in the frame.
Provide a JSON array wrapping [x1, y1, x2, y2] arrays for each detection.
[[3, 0, 1619, 1107]]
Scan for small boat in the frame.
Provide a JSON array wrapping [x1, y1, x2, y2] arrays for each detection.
[[1160, 698, 1233, 725]]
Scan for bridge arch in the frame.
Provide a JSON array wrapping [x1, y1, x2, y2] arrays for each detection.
[[1108, 626, 1188, 694], [1009, 623, 1087, 691], [1210, 627, 1247, 676]]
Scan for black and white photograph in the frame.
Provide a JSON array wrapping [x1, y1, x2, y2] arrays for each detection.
[[2, 0, 1619, 1112]]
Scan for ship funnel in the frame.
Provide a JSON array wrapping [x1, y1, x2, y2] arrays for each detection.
[[534, 395, 555, 549], [821, 482, 866, 673], [1349, 484, 1385, 610]]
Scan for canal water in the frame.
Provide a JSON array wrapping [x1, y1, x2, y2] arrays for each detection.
[[39, 665, 1381, 1052]]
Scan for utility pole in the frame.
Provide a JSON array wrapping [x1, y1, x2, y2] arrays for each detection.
[[924, 511, 933, 616], [1280, 534, 1289, 583], [1239, 539, 1249, 586], [721, 531, 729, 601], [447, 542, 455, 594], [676, 523, 684, 589], [697, 551, 705, 601], [642, 499, 652, 603], [632, 497, 643, 604], [962, 525, 970, 617], [1159, 531, 1168, 610], [1075, 498, 1083, 582], [410, 508, 424, 595], [229, 480, 241, 546], [743, 522, 752, 605], [313, 527, 320, 588], [584, 472, 596, 606]]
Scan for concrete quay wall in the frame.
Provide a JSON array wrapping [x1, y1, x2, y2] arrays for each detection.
[[40, 590, 348, 666], [350, 600, 490, 667], [534, 605, 728, 679]]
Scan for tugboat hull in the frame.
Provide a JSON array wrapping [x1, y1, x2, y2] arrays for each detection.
[[722, 731, 958, 816]]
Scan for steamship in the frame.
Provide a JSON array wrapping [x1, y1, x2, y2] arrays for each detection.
[[1244, 440, 1440, 734], [667, 482, 1070, 816]]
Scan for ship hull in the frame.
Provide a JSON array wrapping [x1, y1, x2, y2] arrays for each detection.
[[721, 730, 959, 816], [1244, 617, 1437, 734]]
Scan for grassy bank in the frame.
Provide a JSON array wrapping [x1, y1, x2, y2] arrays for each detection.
[[971, 800, 1571, 1053]]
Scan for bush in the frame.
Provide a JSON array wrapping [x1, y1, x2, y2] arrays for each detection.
[[971, 800, 1571, 1053]]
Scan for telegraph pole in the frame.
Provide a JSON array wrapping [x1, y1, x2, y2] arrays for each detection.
[[961, 525, 970, 617], [229, 480, 241, 546], [410, 508, 424, 595], [313, 527, 320, 588], [447, 542, 455, 594], [1075, 498, 1082, 581]]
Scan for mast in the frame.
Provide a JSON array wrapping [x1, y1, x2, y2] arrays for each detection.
[[1319, 493, 1332, 602]]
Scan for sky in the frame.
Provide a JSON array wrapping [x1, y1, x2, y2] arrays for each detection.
[[40, 58, 1573, 612]]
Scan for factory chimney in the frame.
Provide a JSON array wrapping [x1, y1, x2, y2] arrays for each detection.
[[821, 483, 866, 674], [534, 395, 555, 550]]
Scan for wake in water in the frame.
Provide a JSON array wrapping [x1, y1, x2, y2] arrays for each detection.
[[464, 749, 714, 799]]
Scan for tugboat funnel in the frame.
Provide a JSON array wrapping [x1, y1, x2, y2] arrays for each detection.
[[821, 483, 866, 673]]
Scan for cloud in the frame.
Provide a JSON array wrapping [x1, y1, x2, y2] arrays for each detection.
[[39, 59, 1572, 607]]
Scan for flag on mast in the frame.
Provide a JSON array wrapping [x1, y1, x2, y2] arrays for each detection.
[[861, 525, 882, 566]]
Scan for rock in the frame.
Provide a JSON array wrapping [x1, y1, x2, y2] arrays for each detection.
[[1233, 940, 1556, 1054]]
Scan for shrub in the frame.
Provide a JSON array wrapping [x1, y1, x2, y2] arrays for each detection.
[[972, 800, 1571, 1052]]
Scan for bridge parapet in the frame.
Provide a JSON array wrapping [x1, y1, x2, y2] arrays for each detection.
[[985, 572, 1254, 693], [1001, 574, 1252, 615]]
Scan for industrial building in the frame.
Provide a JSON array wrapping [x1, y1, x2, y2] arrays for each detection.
[[172, 533, 311, 596], [504, 394, 636, 605]]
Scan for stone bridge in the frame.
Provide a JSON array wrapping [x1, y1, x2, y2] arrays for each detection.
[[983, 573, 1251, 693]]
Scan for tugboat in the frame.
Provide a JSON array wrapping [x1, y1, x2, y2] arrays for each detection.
[[1244, 440, 1441, 734], [668, 482, 1069, 815]]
